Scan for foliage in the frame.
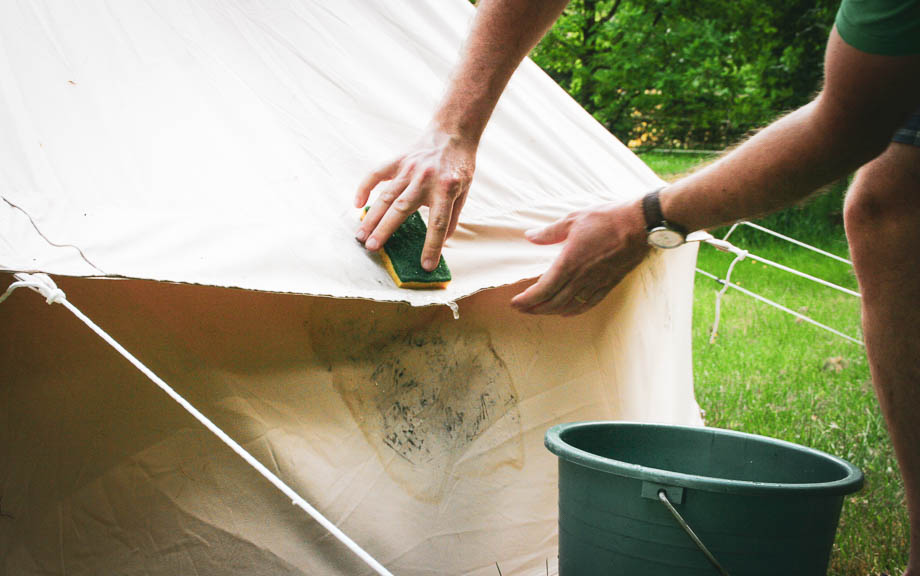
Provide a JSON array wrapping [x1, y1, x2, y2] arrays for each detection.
[[639, 150, 717, 179], [530, 0, 839, 148]]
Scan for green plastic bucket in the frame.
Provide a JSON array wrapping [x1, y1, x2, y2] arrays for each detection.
[[545, 422, 863, 576]]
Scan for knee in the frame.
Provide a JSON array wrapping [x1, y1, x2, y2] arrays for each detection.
[[843, 170, 887, 239], [844, 145, 920, 297], [844, 145, 920, 241]]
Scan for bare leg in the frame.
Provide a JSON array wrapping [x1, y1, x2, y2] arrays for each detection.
[[845, 142, 920, 575]]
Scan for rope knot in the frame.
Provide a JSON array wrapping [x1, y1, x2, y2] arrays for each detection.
[[1, 273, 67, 306], [43, 287, 66, 305]]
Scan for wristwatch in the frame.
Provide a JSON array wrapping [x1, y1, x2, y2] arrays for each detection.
[[642, 186, 687, 249]]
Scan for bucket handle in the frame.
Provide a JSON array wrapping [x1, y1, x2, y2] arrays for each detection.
[[656, 488, 732, 576]]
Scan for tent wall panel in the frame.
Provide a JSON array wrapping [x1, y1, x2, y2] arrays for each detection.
[[1, 258, 700, 575]]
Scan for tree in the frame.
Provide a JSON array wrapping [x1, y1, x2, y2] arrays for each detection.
[[529, 0, 838, 148]]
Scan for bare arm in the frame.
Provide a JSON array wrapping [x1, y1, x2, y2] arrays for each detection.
[[356, 0, 570, 271], [428, 0, 571, 143], [513, 28, 920, 315]]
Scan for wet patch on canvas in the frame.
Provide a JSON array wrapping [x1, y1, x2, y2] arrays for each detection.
[[311, 310, 522, 501]]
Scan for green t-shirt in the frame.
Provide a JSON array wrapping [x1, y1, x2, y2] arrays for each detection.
[[836, 0, 920, 55]]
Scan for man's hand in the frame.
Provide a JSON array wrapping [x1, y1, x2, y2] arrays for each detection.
[[354, 129, 476, 271], [511, 200, 650, 316], [353, 0, 570, 271]]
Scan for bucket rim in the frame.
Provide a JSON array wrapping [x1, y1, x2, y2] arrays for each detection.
[[545, 421, 864, 496]]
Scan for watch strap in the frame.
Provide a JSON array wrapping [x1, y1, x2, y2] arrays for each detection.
[[642, 187, 687, 235], [642, 187, 665, 232]]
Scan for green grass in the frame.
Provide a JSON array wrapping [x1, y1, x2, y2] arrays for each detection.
[[641, 151, 910, 575], [640, 150, 718, 178]]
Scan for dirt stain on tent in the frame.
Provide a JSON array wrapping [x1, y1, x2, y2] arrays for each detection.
[[310, 305, 523, 501]]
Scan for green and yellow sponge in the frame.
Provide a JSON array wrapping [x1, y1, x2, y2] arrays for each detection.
[[361, 208, 451, 289]]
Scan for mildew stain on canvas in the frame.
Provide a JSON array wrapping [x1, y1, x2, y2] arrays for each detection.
[[311, 307, 522, 501]]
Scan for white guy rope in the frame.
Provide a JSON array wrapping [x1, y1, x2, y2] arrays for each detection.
[[696, 268, 864, 346], [1, 277, 66, 305], [723, 221, 853, 266], [720, 222, 742, 243], [2, 273, 395, 576], [742, 251, 859, 297], [738, 221, 853, 265], [701, 222, 862, 345], [709, 247, 748, 344], [705, 238, 860, 298]]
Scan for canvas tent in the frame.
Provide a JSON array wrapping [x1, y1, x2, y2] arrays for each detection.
[[0, 1, 702, 574]]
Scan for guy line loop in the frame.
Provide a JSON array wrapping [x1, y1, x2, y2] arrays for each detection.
[[1, 272, 395, 576]]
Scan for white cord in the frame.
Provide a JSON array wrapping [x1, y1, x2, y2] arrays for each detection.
[[737, 221, 853, 266], [702, 225, 862, 345], [709, 249, 747, 345], [696, 268, 864, 346], [704, 238, 860, 298], [720, 222, 742, 243], [0, 275, 66, 305], [740, 251, 860, 298], [2, 273, 395, 576]]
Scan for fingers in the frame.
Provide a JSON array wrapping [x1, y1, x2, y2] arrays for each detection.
[[510, 201, 650, 317], [358, 166, 468, 268], [511, 238, 613, 316], [355, 158, 401, 208], [514, 274, 608, 317], [447, 192, 468, 238], [357, 172, 412, 246], [523, 279, 580, 316], [561, 286, 608, 317], [525, 216, 574, 245], [355, 141, 475, 267], [510, 256, 571, 311], [365, 178, 423, 251], [422, 194, 455, 271], [584, 287, 609, 310], [510, 216, 577, 311]]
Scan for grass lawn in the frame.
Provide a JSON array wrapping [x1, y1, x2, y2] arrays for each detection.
[[640, 150, 910, 575]]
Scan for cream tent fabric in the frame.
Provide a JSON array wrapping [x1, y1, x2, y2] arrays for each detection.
[[0, 0, 702, 575], [0, 0, 671, 304]]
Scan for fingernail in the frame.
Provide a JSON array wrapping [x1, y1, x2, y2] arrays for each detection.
[[365, 238, 379, 251], [356, 229, 366, 242], [423, 258, 435, 271], [524, 229, 538, 239]]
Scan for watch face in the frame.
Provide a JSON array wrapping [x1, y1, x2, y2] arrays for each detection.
[[648, 227, 685, 249]]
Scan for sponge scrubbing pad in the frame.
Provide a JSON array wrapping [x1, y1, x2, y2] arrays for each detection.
[[361, 209, 451, 289]]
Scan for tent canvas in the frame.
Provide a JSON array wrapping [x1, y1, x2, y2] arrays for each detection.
[[0, 0, 702, 574]]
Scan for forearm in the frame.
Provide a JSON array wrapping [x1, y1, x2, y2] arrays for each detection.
[[355, 0, 569, 266], [661, 98, 882, 232], [662, 29, 920, 233], [434, 0, 570, 143]]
